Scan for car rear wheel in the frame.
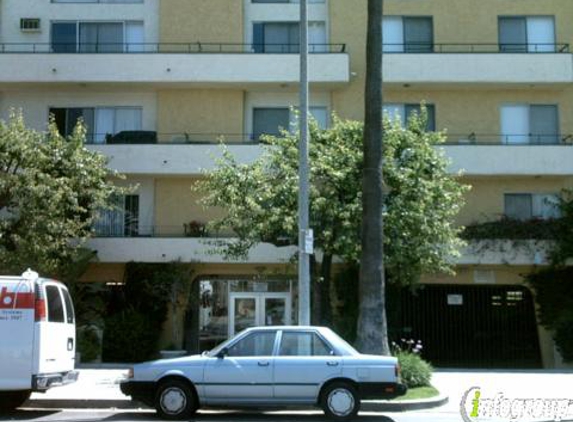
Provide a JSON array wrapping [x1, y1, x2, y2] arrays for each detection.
[[320, 381, 360, 420], [155, 379, 198, 420], [0, 390, 31, 411]]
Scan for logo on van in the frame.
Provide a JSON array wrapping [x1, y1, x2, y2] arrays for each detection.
[[0, 287, 34, 309]]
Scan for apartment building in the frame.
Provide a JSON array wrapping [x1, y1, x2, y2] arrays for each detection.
[[0, 0, 572, 368]]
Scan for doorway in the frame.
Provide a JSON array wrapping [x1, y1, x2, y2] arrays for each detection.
[[229, 292, 291, 337]]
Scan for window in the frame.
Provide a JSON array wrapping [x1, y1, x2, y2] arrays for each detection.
[[253, 22, 326, 53], [500, 104, 559, 144], [383, 103, 435, 131], [62, 289, 75, 324], [504, 193, 560, 220], [383, 16, 433, 53], [51, 21, 144, 53], [93, 194, 139, 237], [46, 286, 65, 323], [253, 106, 328, 139], [227, 332, 276, 357], [50, 107, 142, 143], [279, 332, 333, 356], [499, 17, 555, 52]]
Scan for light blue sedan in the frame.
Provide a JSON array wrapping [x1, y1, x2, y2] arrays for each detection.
[[121, 326, 406, 420]]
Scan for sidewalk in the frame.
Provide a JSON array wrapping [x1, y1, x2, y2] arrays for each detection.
[[26, 369, 135, 409]]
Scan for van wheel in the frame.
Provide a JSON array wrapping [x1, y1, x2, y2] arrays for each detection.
[[0, 390, 31, 411], [155, 379, 198, 420], [320, 381, 360, 420]]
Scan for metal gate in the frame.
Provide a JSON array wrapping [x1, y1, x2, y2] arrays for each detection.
[[388, 284, 542, 368]]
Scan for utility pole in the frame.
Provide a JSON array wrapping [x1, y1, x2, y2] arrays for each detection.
[[298, 0, 311, 326]]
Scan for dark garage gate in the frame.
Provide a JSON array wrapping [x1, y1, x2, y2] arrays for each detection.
[[388, 284, 543, 368]]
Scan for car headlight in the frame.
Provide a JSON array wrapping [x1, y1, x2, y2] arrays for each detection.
[[127, 368, 134, 379]]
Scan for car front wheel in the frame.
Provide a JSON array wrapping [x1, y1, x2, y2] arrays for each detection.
[[320, 381, 360, 420], [155, 379, 198, 420]]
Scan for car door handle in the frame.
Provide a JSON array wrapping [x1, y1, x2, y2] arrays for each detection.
[[327, 361, 339, 366], [258, 361, 270, 367]]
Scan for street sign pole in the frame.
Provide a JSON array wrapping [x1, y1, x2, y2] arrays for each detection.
[[298, 0, 311, 326]]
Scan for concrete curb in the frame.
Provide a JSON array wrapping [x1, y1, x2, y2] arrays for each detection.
[[361, 394, 449, 412], [24, 395, 449, 412]]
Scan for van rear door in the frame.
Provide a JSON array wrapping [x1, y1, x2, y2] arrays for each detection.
[[34, 282, 76, 376], [0, 278, 34, 391]]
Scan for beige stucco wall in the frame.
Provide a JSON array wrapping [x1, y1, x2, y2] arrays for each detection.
[[458, 176, 573, 225], [157, 90, 244, 143], [153, 177, 224, 236], [159, 0, 243, 44], [329, 0, 573, 120]]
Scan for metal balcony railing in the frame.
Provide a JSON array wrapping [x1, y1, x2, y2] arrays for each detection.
[[0, 42, 346, 54], [82, 132, 268, 145], [81, 132, 573, 146], [443, 133, 573, 145], [383, 43, 570, 53], [92, 224, 229, 238]]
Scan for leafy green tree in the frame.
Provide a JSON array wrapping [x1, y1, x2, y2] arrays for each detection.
[[0, 111, 125, 277], [196, 113, 467, 330]]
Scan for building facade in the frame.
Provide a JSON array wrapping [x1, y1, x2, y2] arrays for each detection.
[[1, 0, 572, 368]]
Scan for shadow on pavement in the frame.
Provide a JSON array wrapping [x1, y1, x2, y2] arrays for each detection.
[[102, 411, 397, 422], [0, 410, 60, 421]]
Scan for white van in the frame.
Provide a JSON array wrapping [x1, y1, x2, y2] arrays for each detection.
[[0, 270, 78, 411]]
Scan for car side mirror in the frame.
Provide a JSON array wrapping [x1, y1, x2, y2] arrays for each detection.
[[216, 348, 229, 359]]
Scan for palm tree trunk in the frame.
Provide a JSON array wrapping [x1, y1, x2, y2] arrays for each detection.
[[356, 0, 390, 355]]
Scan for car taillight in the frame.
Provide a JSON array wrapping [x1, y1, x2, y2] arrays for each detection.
[[34, 286, 46, 322]]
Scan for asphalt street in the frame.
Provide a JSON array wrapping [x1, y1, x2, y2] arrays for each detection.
[[0, 408, 483, 422]]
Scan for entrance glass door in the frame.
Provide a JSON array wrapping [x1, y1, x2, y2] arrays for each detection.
[[229, 293, 291, 337]]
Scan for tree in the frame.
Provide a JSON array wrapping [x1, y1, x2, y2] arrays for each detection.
[[196, 113, 467, 328], [0, 111, 125, 277], [357, 0, 386, 354]]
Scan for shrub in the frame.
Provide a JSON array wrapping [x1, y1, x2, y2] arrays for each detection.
[[392, 339, 433, 388], [553, 309, 573, 362], [396, 351, 433, 388], [77, 325, 101, 363], [101, 307, 159, 363]]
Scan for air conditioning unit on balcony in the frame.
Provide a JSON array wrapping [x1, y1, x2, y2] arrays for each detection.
[[20, 18, 41, 33]]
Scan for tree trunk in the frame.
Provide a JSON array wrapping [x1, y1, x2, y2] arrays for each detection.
[[310, 255, 322, 325], [320, 254, 333, 326], [310, 254, 334, 326], [356, 0, 390, 355]]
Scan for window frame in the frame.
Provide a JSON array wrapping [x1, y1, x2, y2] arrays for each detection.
[[499, 103, 560, 145], [498, 15, 556, 53], [50, 20, 144, 53], [45, 285, 66, 324], [383, 103, 436, 131], [277, 330, 335, 357], [383, 15, 434, 53], [48, 106, 143, 143], [225, 330, 279, 357], [504, 192, 561, 220]]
